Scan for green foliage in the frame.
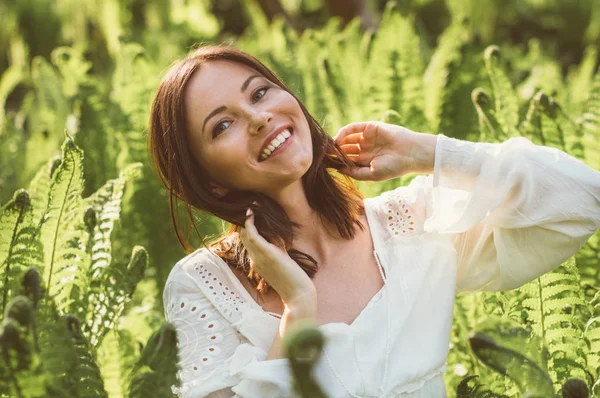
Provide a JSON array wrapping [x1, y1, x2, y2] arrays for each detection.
[[0, 138, 179, 397], [1, 0, 600, 396]]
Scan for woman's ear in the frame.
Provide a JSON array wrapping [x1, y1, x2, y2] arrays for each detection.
[[209, 182, 229, 198]]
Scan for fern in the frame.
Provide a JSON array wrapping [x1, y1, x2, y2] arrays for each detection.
[[580, 69, 600, 170], [576, 229, 600, 303], [25, 56, 73, 175], [584, 316, 600, 391], [39, 133, 89, 313], [423, 19, 471, 133], [127, 323, 180, 398], [65, 314, 109, 398], [85, 246, 147, 350], [297, 34, 330, 125], [518, 91, 577, 156], [483, 45, 520, 139], [51, 47, 92, 99], [97, 328, 138, 398], [0, 66, 24, 132], [362, 2, 402, 121], [563, 45, 598, 117], [26, 157, 60, 232], [0, 191, 43, 315], [79, 163, 142, 347], [472, 88, 502, 143], [521, 258, 592, 390]]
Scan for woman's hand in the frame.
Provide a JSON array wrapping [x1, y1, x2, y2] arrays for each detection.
[[333, 121, 437, 181], [239, 205, 317, 307]]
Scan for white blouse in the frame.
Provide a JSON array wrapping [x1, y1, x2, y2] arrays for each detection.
[[163, 133, 600, 398]]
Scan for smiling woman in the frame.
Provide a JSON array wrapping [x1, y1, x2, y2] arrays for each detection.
[[148, 44, 600, 398], [148, 44, 365, 297], [147, 44, 373, 396]]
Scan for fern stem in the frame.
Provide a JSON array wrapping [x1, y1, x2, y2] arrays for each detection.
[[45, 150, 76, 298], [536, 277, 548, 371], [2, 202, 28, 314]]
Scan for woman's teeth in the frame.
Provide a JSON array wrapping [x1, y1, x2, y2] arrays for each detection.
[[260, 129, 292, 161]]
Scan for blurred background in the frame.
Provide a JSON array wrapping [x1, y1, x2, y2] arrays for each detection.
[[1, 0, 600, 396]]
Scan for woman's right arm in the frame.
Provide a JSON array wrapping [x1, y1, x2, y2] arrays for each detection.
[[164, 256, 317, 398], [266, 292, 318, 360]]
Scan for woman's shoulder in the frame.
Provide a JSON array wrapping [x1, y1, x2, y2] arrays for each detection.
[[163, 246, 251, 325], [165, 247, 224, 287], [366, 175, 431, 239]]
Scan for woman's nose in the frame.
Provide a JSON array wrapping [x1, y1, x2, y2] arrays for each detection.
[[249, 113, 272, 136]]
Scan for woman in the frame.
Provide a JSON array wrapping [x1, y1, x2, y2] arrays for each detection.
[[149, 44, 600, 397]]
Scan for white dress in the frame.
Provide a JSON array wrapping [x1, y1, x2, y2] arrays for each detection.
[[163, 133, 600, 398]]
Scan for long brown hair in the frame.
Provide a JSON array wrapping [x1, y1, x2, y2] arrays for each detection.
[[148, 43, 365, 297]]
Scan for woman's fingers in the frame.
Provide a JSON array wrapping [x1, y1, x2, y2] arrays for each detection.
[[240, 205, 258, 245], [334, 121, 379, 144], [337, 132, 365, 146], [340, 143, 361, 155], [333, 122, 369, 143]]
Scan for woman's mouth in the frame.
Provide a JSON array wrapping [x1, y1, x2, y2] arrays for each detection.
[[258, 128, 294, 162]]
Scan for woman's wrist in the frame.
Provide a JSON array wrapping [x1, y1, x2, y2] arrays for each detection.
[[284, 290, 318, 319], [406, 131, 437, 175]]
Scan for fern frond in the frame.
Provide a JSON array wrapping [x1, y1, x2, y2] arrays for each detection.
[[35, 300, 79, 395], [50, 47, 92, 98], [78, 163, 141, 325], [0, 66, 24, 132], [0, 190, 44, 315], [521, 258, 592, 389], [65, 314, 108, 397], [361, 2, 402, 121], [26, 156, 61, 231], [127, 323, 180, 398], [85, 246, 147, 349], [97, 328, 138, 398], [519, 90, 587, 161], [39, 134, 89, 313], [423, 20, 471, 133], [472, 88, 502, 143], [316, 56, 347, 129], [584, 317, 600, 382], [483, 45, 520, 138], [297, 35, 330, 126], [580, 69, 600, 170], [563, 45, 598, 117], [576, 229, 600, 299], [25, 56, 72, 173]]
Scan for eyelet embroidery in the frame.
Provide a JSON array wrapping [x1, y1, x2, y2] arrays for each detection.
[[169, 262, 252, 377], [385, 191, 416, 236]]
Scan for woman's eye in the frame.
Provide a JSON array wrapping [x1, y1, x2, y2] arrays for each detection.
[[212, 86, 270, 137], [252, 86, 269, 102], [213, 120, 231, 137]]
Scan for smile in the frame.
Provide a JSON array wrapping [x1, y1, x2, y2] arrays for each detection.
[[258, 128, 294, 162]]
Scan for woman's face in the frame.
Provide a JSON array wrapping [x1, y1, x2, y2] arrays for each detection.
[[184, 60, 313, 197]]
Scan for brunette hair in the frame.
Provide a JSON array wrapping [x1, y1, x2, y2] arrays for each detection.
[[148, 43, 365, 297]]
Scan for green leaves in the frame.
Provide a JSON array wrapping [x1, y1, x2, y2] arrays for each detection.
[[127, 323, 180, 398], [39, 134, 86, 311], [0, 134, 175, 397]]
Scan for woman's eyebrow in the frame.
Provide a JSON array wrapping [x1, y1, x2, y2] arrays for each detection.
[[201, 74, 262, 135]]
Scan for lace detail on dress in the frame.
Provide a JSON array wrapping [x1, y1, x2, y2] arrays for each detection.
[[192, 262, 247, 319], [383, 189, 417, 236], [164, 253, 256, 396]]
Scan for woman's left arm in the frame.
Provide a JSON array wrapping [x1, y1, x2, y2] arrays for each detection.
[[335, 122, 600, 291]]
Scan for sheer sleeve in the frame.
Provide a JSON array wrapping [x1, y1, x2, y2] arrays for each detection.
[[409, 133, 600, 292], [163, 253, 295, 398]]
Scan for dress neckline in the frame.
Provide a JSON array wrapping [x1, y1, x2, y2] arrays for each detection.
[[207, 196, 388, 329]]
